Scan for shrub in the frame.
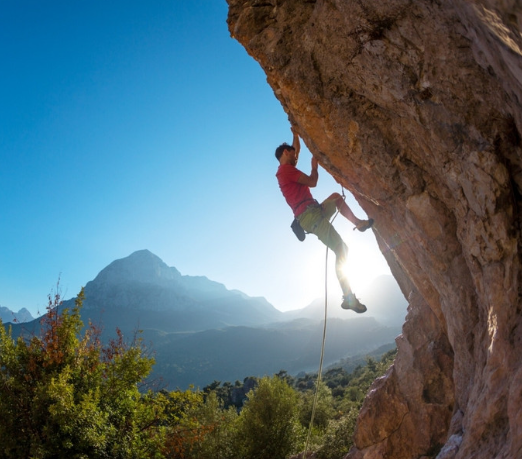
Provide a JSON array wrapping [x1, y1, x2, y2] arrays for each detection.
[[0, 287, 163, 458], [237, 375, 305, 459]]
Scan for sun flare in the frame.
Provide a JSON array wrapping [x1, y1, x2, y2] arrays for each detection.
[[342, 239, 390, 295]]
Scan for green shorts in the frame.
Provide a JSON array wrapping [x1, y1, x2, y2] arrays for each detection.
[[297, 198, 347, 257]]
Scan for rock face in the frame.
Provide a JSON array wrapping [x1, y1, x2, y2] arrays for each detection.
[[227, 1, 522, 458]]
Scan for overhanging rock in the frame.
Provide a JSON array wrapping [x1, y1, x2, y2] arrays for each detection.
[[227, 1, 522, 457]]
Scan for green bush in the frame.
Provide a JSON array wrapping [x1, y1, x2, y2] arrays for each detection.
[[299, 380, 335, 431], [0, 288, 164, 459], [314, 406, 359, 459], [236, 375, 305, 459]]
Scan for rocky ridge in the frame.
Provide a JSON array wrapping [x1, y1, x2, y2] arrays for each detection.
[[76, 249, 284, 330], [227, 1, 522, 458], [0, 306, 33, 324]]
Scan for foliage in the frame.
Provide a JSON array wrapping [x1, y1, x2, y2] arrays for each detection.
[[236, 375, 305, 459], [299, 380, 335, 431], [178, 392, 240, 459], [311, 350, 398, 458], [313, 407, 359, 459], [0, 287, 163, 459], [191, 348, 398, 459], [203, 376, 257, 411], [161, 388, 242, 459], [0, 283, 398, 459], [159, 350, 397, 459]]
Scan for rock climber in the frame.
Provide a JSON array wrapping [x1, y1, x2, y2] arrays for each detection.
[[275, 126, 374, 312]]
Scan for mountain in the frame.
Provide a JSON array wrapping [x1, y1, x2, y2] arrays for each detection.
[[0, 306, 34, 324], [10, 250, 283, 338], [7, 250, 401, 389], [74, 249, 284, 333]]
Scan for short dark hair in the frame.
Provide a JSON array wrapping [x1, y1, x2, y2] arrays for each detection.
[[275, 143, 294, 161]]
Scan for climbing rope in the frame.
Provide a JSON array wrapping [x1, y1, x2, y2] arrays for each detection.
[[303, 188, 345, 458]]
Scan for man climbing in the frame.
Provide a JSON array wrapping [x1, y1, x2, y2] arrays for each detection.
[[275, 126, 374, 312]]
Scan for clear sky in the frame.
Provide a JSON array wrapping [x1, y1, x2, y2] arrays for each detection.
[[1, 0, 392, 317]]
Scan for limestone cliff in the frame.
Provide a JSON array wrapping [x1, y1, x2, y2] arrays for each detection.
[[227, 1, 522, 458]]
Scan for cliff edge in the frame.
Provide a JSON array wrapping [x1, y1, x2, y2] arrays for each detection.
[[227, 1, 522, 458]]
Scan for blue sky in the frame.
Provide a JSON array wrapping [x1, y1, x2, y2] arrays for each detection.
[[1, 0, 392, 317]]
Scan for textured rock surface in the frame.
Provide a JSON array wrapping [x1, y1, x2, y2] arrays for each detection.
[[227, 1, 522, 458]]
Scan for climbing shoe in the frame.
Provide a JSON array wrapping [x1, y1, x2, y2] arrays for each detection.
[[354, 218, 374, 232], [341, 294, 367, 313]]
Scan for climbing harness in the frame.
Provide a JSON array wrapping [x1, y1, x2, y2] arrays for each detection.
[[303, 188, 345, 458]]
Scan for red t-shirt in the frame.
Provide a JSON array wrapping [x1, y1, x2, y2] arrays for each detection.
[[276, 164, 315, 217]]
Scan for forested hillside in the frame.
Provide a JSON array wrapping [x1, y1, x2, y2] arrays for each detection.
[[0, 289, 395, 458]]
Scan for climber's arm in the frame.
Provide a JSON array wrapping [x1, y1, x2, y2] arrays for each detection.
[[291, 125, 301, 159], [297, 157, 318, 187]]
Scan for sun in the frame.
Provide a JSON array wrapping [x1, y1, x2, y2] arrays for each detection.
[[342, 235, 391, 295], [294, 221, 392, 308]]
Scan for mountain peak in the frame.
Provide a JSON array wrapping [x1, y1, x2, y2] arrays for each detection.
[[129, 249, 155, 259], [92, 250, 181, 286], [74, 250, 283, 327], [0, 306, 34, 324]]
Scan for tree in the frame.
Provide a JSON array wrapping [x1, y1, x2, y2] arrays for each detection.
[[314, 407, 359, 459], [184, 391, 240, 459], [299, 380, 335, 431], [0, 287, 164, 458], [236, 375, 305, 459]]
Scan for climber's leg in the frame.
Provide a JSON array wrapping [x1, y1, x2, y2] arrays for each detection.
[[311, 210, 352, 297], [327, 192, 374, 232]]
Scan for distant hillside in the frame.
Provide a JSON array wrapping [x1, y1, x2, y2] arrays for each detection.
[[0, 306, 33, 324], [7, 250, 402, 389], [149, 317, 400, 389]]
